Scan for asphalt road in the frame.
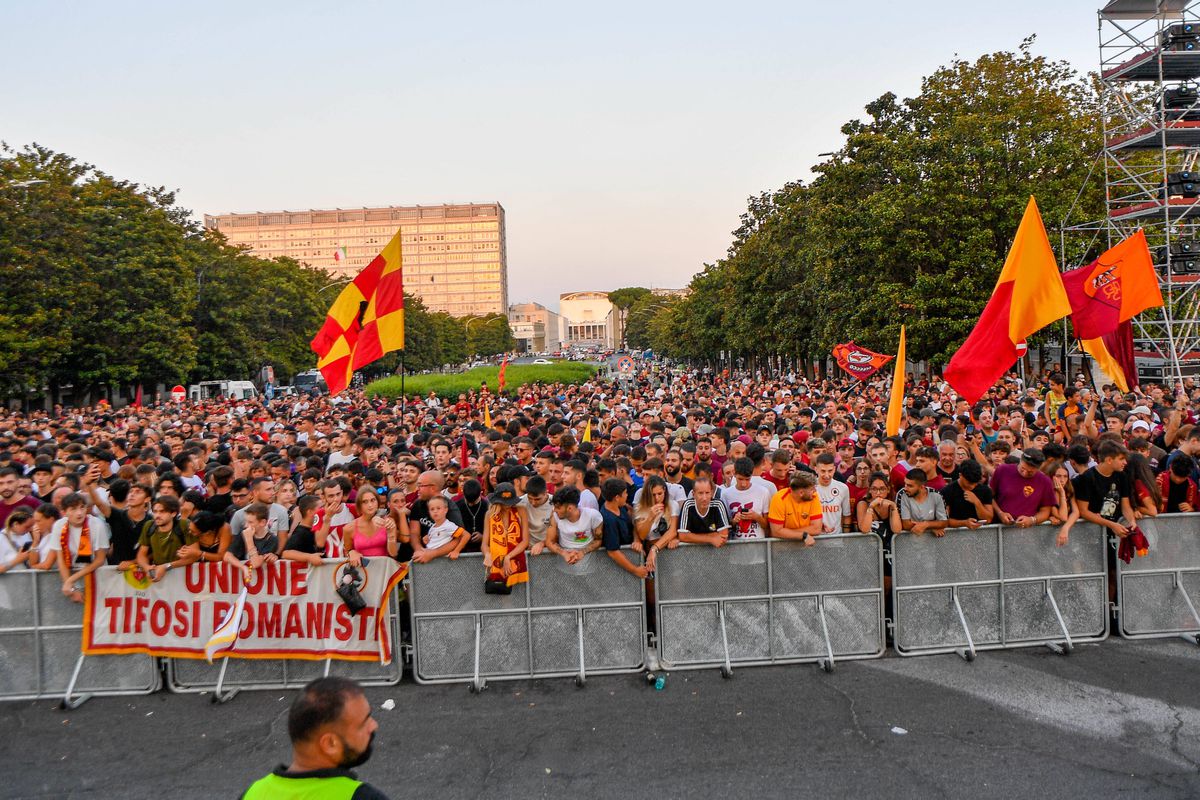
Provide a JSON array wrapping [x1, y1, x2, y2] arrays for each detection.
[[5, 637, 1200, 799]]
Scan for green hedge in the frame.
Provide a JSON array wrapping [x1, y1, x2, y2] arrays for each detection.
[[364, 362, 599, 399]]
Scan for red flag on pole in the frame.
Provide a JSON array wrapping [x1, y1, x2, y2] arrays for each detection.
[[460, 435, 470, 470], [497, 357, 509, 394], [832, 342, 894, 381], [133, 384, 143, 409]]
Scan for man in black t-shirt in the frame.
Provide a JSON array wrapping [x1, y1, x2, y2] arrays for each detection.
[[678, 477, 731, 546], [940, 460, 994, 529], [1073, 440, 1134, 535]]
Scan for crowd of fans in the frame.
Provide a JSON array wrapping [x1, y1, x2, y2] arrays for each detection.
[[0, 362, 1196, 614]]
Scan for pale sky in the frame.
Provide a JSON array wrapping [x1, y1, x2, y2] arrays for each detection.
[[4, 1, 1104, 311]]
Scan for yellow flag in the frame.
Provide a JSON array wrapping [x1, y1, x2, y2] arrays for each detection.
[[1081, 338, 1130, 393], [886, 326, 906, 437], [483, 403, 492, 429], [582, 418, 592, 443]]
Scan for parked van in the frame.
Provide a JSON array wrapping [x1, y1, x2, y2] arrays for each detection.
[[188, 380, 259, 402]]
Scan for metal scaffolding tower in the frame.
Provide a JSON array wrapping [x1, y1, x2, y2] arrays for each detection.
[[1066, 0, 1200, 385]]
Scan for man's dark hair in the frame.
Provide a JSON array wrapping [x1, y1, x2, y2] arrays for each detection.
[[600, 477, 627, 502], [733, 457, 754, 478], [906, 468, 928, 484], [525, 475, 547, 496], [1096, 439, 1128, 461], [959, 459, 983, 484], [551, 485, 582, 507], [153, 494, 182, 514], [288, 677, 364, 744], [107, 478, 131, 504], [814, 452, 836, 467], [1170, 454, 1195, 478]]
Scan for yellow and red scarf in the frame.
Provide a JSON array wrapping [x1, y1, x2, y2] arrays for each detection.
[[61, 516, 91, 565], [487, 506, 528, 587]]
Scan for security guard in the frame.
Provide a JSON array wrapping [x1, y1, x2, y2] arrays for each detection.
[[243, 677, 390, 799]]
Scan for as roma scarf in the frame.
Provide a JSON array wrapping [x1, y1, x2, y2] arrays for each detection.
[[61, 516, 91, 566], [487, 506, 528, 587]]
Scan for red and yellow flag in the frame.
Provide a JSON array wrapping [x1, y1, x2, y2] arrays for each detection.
[[310, 228, 405, 394], [885, 326, 906, 437], [1061, 231, 1162, 392], [943, 197, 1072, 404]]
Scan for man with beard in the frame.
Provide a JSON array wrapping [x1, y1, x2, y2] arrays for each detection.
[[243, 677, 389, 799], [663, 449, 694, 497], [0, 467, 40, 527]]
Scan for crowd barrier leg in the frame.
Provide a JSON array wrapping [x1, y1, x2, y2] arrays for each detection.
[[469, 616, 486, 694], [60, 652, 93, 710], [1043, 582, 1073, 655], [575, 610, 587, 688], [817, 597, 835, 674], [1174, 571, 1200, 646], [718, 604, 732, 679], [952, 586, 976, 662]]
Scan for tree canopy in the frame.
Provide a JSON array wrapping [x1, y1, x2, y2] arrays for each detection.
[[638, 40, 1104, 368]]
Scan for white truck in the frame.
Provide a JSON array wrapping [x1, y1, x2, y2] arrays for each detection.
[[188, 380, 259, 402]]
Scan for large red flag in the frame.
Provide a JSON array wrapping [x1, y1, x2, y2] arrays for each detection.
[[497, 357, 509, 394], [943, 197, 1072, 404], [832, 342, 894, 381]]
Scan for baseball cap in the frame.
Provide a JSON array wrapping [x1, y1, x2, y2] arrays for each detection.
[[837, 438, 855, 449], [1131, 405, 1153, 416]]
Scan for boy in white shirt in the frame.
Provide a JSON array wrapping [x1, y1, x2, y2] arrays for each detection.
[[51, 493, 111, 603], [413, 496, 469, 562]]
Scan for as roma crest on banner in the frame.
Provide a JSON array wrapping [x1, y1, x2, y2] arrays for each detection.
[[832, 342, 894, 380]]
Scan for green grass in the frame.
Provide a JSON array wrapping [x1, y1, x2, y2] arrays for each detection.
[[365, 361, 599, 399]]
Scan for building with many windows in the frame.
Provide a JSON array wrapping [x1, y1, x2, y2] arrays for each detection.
[[203, 203, 507, 316], [507, 302, 562, 354]]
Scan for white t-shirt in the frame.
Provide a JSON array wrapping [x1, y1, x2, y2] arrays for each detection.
[[816, 480, 852, 533], [554, 507, 603, 551], [632, 482, 686, 507], [519, 496, 554, 544], [426, 518, 464, 550], [0, 528, 33, 566], [314, 504, 357, 558], [721, 483, 774, 539], [47, 516, 111, 561], [634, 498, 680, 542], [578, 489, 601, 513], [180, 473, 206, 495], [326, 451, 358, 468]]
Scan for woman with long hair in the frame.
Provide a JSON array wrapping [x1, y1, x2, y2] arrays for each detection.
[[1041, 459, 1080, 546], [1126, 452, 1161, 519], [385, 489, 412, 561], [633, 476, 678, 551], [345, 489, 396, 565]]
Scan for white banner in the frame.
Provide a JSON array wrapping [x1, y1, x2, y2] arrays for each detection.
[[82, 559, 406, 662]]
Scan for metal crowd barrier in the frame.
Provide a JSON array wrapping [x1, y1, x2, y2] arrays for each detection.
[[408, 549, 647, 691], [165, 592, 403, 703], [892, 523, 1109, 660], [654, 535, 885, 676], [0, 570, 160, 707], [1115, 513, 1200, 643]]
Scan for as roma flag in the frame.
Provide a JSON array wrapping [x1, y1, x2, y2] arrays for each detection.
[[943, 197, 1072, 405], [1062, 231, 1162, 392], [310, 229, 406, 394], [833, 342, 894, 381]]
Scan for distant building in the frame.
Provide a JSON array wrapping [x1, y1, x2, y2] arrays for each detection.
[[651, 286, 689, 298], [203, 203, 507, 316], [508, 302, 562, 354], [559, 291, 620, 350]]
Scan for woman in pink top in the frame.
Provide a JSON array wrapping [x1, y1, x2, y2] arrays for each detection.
[[345, 490, 394, 563]]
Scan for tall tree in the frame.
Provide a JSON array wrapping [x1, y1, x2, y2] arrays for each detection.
[[607, 287, 652, 350]]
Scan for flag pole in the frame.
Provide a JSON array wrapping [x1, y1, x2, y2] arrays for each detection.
[[400, 350, 406, 414]]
